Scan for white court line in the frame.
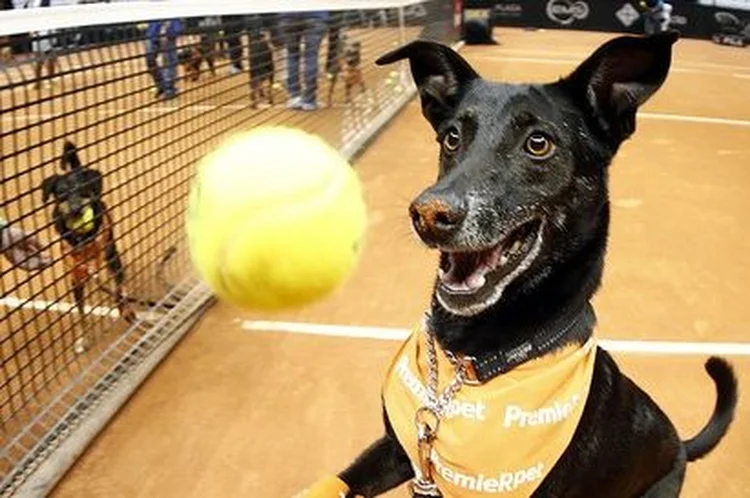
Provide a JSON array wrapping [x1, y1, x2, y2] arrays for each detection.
[[242, 320, 750, 356], [478, 48, 750, 73], [639, 112, 750, 128], [0, 101, 355, 123], [472, 55, 750, 79], [6, 109, 748, 130], [4, 106, 748, 128], [0, 295, 163, 321], [0, 103, 253, 123], [244, 320, 409, 341]]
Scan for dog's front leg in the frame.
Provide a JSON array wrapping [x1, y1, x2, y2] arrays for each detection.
[[104, 238, 136, 324], [298, 410, 413, 498], [339, 431, 413, 497], [345, 80, 352, 104], [71, 275, 89, 354], [327, 72, 338, 107]]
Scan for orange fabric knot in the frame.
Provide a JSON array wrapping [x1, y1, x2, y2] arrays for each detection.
[[293, 475, 349, 498]]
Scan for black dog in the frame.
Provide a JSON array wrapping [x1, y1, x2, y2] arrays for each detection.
[[304, 33, 738, 498], [248, 29, 274, 108], [41, 142, 136, 352]]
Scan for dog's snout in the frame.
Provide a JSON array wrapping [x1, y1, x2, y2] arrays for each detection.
[[409, 193, 466, 244]]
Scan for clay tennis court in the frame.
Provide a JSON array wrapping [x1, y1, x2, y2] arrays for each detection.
[[34, 27, 750, 496]]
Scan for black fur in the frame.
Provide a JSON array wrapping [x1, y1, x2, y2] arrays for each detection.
[[331, 32, 738, 498]]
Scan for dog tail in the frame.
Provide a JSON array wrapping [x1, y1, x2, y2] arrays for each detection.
[[61, 141, 82, 170], [683, 357, 738, 461]]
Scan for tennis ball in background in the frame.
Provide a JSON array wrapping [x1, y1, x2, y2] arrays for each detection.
[[67, 206, 95, 234], [186, 126, 367, 310]]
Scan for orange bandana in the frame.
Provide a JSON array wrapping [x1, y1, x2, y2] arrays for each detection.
[[382, 326, 597, 497]]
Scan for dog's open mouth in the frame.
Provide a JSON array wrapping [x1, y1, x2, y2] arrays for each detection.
[[436, 217, 545, 314]]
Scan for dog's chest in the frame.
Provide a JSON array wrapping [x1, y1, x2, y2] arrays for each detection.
[[382, 330, 597, 497]]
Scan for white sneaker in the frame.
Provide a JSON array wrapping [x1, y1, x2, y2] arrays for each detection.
[[228, 65, 240, 75], [286, 96, 303, 109]]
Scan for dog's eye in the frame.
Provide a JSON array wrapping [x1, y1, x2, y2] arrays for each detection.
[[524, 133, 554, 159], [442, 128, 460, 153]]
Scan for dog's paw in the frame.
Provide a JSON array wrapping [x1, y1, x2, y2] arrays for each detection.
[[292, 476, 349, 498], [121, 308, 138, 324]]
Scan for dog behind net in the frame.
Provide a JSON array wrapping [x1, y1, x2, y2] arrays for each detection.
[[0, 1, 458, 495]]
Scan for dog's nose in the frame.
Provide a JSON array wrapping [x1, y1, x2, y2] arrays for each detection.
[[409, 192, 466, 243]]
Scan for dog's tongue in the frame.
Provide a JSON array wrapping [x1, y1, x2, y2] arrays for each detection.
[[442, 249, 499, 293]]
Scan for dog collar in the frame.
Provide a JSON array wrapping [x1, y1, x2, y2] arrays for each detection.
[[436, 303, 596, 385]]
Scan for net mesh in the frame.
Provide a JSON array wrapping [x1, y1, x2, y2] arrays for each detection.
[[0, 1, 458, 495]]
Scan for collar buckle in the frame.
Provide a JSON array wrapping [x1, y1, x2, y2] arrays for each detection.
[[458, 355, 482, 385]]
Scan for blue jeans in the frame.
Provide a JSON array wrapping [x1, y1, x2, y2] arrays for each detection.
[[282, 18, 326, 104], [145, 20, 181, 95], [161, 33, 178, 93]]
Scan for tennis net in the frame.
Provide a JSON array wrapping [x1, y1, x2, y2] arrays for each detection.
[[0, 1, 460, 495]]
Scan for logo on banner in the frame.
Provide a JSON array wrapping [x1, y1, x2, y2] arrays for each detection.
[[494, 3, 523, 19], [404, 4, 427, 20], [671, 15, 688, 26], [546, 0, 590, 25], [615, 3, 640, 27]]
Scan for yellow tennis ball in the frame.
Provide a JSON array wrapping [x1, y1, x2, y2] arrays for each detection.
[[186, 126, 367, 310], [67, 206, 95, 234]]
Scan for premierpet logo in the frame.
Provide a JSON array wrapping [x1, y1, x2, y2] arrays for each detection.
[[546, 0, 590, 25], [431, 450, 544, 493], [395, 357, 487, 420], [504, 393, 582, 428]]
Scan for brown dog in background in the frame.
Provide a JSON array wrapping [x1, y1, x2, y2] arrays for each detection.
[[327, 34, 365, 105], [178, 39, 216, 82]]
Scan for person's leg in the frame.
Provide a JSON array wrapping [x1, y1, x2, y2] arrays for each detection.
[[203, 32, 216, 76], [269, 15, 287, 88], [283, 19, 302, 106], [145, 22, 164, 96], [162, 39, 177, 98], [300, 19, 326, 109], [161, 20, 182, 99], [46, 30, 59, 85], [32, 31, 50, 90], [46, 56, 57, 83], [33, 59, 43, 90], [225, 16, 244, 73], [0, 36, 11, 64], [643, 13, 656, 35]]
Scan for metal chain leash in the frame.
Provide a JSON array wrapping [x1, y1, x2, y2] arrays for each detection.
[[426, 329, 467, 416], [410, 320, 468, 497]]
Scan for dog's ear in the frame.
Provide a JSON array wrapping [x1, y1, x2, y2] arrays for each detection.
[[561, 31, 679, 142], [376, 41, 479, 128], [41, 175, 59, 202], [61, 141, 82, 170]]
